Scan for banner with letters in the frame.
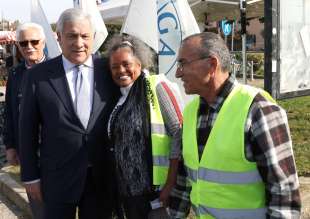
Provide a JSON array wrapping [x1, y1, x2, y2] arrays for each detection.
[[122, 0, 200, 103], [157, 0, 200, 79]]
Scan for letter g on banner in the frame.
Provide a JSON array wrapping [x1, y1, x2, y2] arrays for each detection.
[[157, 0, 182, 76]]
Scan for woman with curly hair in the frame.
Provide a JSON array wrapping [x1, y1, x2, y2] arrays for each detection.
[[106, 34, 183, 219]]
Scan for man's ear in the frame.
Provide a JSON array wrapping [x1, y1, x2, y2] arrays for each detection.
[[208, 56, 218, 76]]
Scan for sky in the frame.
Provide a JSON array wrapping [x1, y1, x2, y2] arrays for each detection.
[[0, 0, 74, 23]]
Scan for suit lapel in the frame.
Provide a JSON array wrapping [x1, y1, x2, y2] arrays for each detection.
[[47, 56, 117, 131], [48, 56, 77, 118], [87, 57, 108, 130]]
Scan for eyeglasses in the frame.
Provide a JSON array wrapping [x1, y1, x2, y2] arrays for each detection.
[[18, 40, 41, 48], [177, 56, 211, 71]]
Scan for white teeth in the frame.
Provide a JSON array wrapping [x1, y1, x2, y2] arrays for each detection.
[[120, 76, 130, 80]]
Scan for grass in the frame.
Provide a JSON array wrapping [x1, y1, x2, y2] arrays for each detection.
[[245, 79, 310, 176], [278, 96, 310, 176]]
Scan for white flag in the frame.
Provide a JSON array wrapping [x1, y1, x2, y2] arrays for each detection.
[[73, 0, 108, 53], [121, 0, 158, 52], [31, 0, 61, 58], [121, 0, 200, 103], [157, 0, 200, 79]]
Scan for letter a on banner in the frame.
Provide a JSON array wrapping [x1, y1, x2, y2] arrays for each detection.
[[122, 0, 200, 103], [157, 0, 200, 78], [157, 0, 200, 102]]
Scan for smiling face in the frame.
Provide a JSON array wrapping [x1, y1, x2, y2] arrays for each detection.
[[175, 38, 213, 95], [109, 48, 142, 87], [57, 19, 93, 64]]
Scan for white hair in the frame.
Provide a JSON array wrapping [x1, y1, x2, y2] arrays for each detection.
[[56, 8, 94, 34], [16, 22, 46, 41]]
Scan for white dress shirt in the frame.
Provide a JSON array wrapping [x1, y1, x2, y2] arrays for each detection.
[[62, 55, 94, 108]]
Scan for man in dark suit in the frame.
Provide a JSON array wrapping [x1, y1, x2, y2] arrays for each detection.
[[19, 8, 118, 219], [4, 22, 47, 219]]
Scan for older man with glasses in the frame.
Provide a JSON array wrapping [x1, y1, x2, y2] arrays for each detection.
[[168, 32, 301, 219], [3, 22, 46, 219]]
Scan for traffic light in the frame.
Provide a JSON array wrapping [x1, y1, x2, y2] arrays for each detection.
[[240, 0, 246, 34]]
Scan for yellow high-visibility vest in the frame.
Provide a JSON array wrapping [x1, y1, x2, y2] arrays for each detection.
[[183, 84, 274, 218], [147, 74, 171, 185]]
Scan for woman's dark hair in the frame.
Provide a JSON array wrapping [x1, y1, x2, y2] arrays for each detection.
[[106, 34, 154, 70]]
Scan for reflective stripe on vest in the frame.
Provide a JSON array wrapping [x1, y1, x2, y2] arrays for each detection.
[[153, 155, 170, 167], [151, 123, 168, 135], [185, 166, 262, 184], [192, 205, 266, 219], [147, 74, 171, 185], [183, 84, 273, 218]]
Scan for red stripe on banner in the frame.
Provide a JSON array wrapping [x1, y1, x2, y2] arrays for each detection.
[[161, 81, 183, 125]]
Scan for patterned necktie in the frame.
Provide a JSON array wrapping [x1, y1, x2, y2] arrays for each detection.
[[75, 65, 91, 129]]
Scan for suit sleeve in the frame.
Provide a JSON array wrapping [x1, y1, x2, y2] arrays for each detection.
[[3, 69, 15, 149], [19, 69, 40, 182]]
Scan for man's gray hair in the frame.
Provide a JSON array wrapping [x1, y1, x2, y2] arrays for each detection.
[[106, 34, 154, 70], [16, 22, 46, 41], [183, 32, 231, 72], [56, 8, 93, 33]]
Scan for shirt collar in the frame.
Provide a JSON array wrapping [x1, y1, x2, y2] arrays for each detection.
[[200, 74, 238, 110], [62, 55, 93, 72], [25, 55, 46, 69]]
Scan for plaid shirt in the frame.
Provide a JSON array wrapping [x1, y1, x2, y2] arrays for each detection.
[[169, 76, 301, 219]]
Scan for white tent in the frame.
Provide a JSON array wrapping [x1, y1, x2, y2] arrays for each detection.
[[98, 0, 130, 24], [189, 0, 264, 22], [98, 0, 264, 23]]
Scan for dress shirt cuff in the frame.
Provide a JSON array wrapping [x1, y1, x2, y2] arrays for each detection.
[[23, 179, 40, 184]]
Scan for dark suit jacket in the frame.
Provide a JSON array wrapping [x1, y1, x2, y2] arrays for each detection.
[[19, 55, 119, 206], [4, 62, 26, 151]]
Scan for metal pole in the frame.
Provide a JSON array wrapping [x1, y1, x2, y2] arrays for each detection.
[[231, 21, 235, 51], [240, 0, 247, 84], [232, 62, 236, 77], [242, 35, 246, 83], [264, 0, 280, 98], [250, 60, 254, 81]]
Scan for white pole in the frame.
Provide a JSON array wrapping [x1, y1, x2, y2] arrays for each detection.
[[242, 35, 247, 84], [231, 21, 234, 51], [250, 60, 254, 81], [233, 62, 236, 77]]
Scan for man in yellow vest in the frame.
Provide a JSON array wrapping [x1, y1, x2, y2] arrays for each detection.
[[168, 32, 301, 219]]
